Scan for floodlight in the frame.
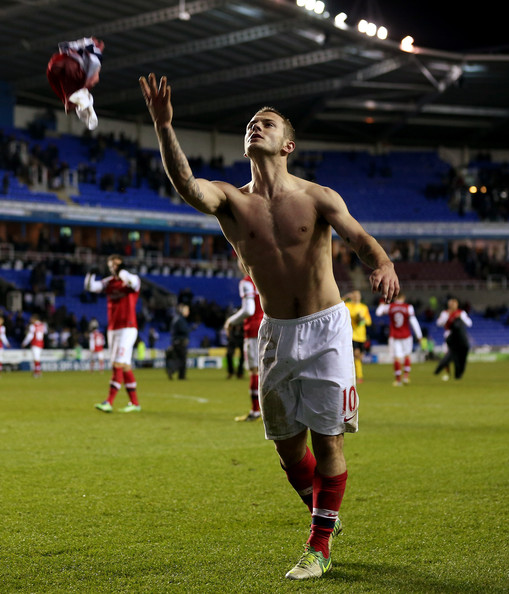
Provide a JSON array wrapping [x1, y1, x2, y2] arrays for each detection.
[[334, 12, 348, 29]]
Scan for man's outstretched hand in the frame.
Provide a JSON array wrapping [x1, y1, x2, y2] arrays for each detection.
[[139, 73, 173, 130]]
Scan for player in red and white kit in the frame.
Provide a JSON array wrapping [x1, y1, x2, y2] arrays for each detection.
[[224, 272, 264, 421], [0, 314, 10, 373], [84, 255, 141, 412], [47, 37, 104, 130], [21, 314, 47, 377], [88, 319, 105, 372], [376, 294, 423, 386]]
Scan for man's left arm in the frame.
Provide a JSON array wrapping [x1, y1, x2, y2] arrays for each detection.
[[321, 187, 400, 302], [118, 270, 141, 292], [224, 296, 255, 330]]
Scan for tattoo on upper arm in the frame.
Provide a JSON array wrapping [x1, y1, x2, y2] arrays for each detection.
[[161, 129, 204, 202], [184, 175, 204, 202]]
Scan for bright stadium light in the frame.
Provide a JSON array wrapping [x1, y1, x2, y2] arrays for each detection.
[[314, 0, 325, 14], [400, 35, 415, 52], [358, 19, 368, 33], [365, 22, 377, 36], [377, 26, 388, 40], [296, 0, 306, 7], [334, 12, 348, 29]]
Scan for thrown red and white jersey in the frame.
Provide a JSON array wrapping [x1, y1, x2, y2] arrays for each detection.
[[89, 329, 105, 352], [240, 276, 264, 339], [103, 276, 140, 331], [376, 302, 422, 340], [25, 321, 47, 348]]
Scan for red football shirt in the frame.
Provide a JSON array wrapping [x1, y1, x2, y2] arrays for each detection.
[[103, 276, 139, 330], [240, 276, 264, 339]]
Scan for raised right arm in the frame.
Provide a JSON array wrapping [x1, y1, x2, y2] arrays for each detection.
[[140, 73, 227, 215]]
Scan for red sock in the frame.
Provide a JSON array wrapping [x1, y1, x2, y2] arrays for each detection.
[[250, 373, 259, 412], [404, 356, 411, 378], [394, 360, 402, 381], [123, 369, 139, 406], [308, 470, 348, 558], [283, 446, 316, 513], [107, 367, 123, 404]]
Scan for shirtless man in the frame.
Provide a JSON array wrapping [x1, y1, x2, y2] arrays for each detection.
[[140, 73, 399, 580]]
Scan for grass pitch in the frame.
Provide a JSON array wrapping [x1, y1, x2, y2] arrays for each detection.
[[1, 361, 507, 593]]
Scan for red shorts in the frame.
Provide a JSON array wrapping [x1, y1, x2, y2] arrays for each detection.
[[46, 53, 86, 112]]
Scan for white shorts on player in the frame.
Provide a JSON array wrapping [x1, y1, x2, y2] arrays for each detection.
[[91, 350, 105, 364], [31, 346, 42, 362], [244, 337, 259, 370], [389, 336, 413, 359], [258, 302, 359, 441], [107, 327, 138, 365]]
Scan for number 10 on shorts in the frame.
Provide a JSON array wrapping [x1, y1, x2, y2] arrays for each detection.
[[342, 386, 358, 416]]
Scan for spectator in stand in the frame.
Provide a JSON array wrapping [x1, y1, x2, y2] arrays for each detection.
[[224, 269, 264, 421], [344, 291, 372, 384], [88, 319, 105, 372], [0, 314, 10, 372], [376, 294, 423, 386], [84, 254, 142, 412], [434, 298, 473, 380], [1, 172, 9, 195], [21, 314, 47, 377], [148, 327, 160, 358]]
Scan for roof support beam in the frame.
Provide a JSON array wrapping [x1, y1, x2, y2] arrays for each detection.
[[174, 56, 408, 117], [98, 46, 351, 106], [7, 0, 227, 55]]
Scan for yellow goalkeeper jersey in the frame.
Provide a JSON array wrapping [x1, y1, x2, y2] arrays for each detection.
[[345, 301, 372, 343]]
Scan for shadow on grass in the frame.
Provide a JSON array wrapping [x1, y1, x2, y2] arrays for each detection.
[[329, 562, 492, 593]]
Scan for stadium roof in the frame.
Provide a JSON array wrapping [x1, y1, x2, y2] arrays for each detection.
[[1, 0, 509, 149]]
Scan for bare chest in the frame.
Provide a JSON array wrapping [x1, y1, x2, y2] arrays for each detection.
[[241, 194, 319, 250]]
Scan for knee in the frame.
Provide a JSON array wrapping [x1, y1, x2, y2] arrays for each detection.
[[274, 432, 308, 468], [312, 433, 344, 461]]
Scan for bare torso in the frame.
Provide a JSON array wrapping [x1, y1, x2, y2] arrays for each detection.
[[214, 175, 342, 319]]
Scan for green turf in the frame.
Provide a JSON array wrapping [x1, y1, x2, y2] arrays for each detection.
[[1, 361, 508, 593]]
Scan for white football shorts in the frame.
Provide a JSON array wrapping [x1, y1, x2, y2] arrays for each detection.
[[389, 336, 413, 359], [258, 302, 359, 441], [107, 327, 138, 365], [243, 336, 259, 370], [31, 346, 42, 362]]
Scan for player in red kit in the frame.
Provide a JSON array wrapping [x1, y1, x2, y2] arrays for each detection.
[[0, 314, 10, 373], [225, 270, 264, 421], [84, 255, 141, 412], [21, 314, 47, 377], [376, 294, 423, 386], [88, 319, 105, 372], [47, 37, 104, 130]]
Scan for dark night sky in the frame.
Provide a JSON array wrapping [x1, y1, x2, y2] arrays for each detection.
[[328, 0, 508, 52]]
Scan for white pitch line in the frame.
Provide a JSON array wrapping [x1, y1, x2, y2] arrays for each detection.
[[170, 393, 209, 404]]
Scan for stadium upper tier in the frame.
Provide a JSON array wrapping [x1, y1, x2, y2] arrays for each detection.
[[0, 126, 488, 224]]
